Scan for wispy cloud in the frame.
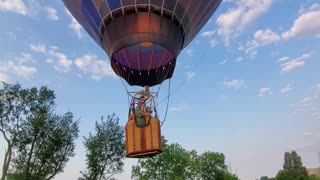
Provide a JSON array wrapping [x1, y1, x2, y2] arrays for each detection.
[[30, 43, 47, 53], [6, 32, 17, 40], [280, 53, 311, 72], [216, 0, 273, 45], [47, 7, 59, 21], [0, 0, 27, 15], [65, 9, 82, 39], [280, 83, 294, 93], [235, 57, 244, 63], [186, 49, 193, 56], [48, 48, 73, 72], [245, 29, 280, 57], [168, 104, 188, 112], [258, 87, 272, 96], [314, 83, 320, 94], [17, 53, 35, 64], [278, 56, 289, 62], [185, 71, 196, 80], [219, 59, 227, 65], [6, 61, 37, 79], [30, 44, 73, 73], [202, 30, 215, 38], [75, 54, 116, 80], [0, 72, 9, 82], [303, 132, 313, 137], [0, 54, 37, 80], [209, 39, 217, 48], [224, 80, 245, 89], [292, 83, 320, 120]]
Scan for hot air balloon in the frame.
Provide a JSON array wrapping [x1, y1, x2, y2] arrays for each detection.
[[63, 0, 221, 158]]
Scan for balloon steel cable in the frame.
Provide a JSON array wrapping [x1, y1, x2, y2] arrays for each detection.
[[157, 41, 211, 106], [160, 78, 171, 127]]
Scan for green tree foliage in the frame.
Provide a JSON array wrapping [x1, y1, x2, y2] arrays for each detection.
[[132, 138, 191, 180], [0, 83, 79, 180], [276, 151, 309, 180], [0, 83, 29, 180], [81, 114, 125, 180], [132, 137, 238, 180], [260, 176, 275, 180]]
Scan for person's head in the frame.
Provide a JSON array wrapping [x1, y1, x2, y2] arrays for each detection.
[[138, 100, 144, 107]]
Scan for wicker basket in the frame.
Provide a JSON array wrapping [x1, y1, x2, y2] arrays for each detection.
[[125, 115, 162, 158]]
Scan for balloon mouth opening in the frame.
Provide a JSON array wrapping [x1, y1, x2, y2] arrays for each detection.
[[111, 43, 175, 71], [139, 42, 153, 47]]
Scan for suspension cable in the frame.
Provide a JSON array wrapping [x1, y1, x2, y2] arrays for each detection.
[[160, 79, 171, 127], [157, 43, 211, 106]]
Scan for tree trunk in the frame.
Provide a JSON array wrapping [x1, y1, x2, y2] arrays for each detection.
[[1, 143, 12, 180], [25, 132, 38, 180]]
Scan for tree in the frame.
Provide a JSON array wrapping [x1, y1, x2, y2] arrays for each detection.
[[81, 114, 125, 180], [260, 176, 275, 180], [196, 151, 227, 179], [276, 151, 308, 180], [291, 151, 308, 177], [132, 138, 191, 180], [132, 137, 238, 180], [0, 83, 79, 180], [0, 83, 28, 180]]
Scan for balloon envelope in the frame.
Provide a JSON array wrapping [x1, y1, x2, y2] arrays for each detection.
[[63, 0, 222, 86]]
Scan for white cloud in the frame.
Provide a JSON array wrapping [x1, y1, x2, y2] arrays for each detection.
[[47, 7, 59, 21], [282, 61, 305, 72], [253, 29, 281, 46], [186, 49, 193, 56], [75, 54, 116, 80], [301, 97, 313, 106], [0, 72, 9, 82], [250, 29, 280, 49], [48, 49, 73, 72], [30, 43, 46, 53], [310, 3, 320, 11], [46, 58, 53, 63], [258, 87, 272, 96], [29, 44, 72, 73], [292, 84, 320, 120], [66, 9, 82, 39], [224, 80, 245, 89], [219, 59, 227, 65], [9, 63, 36, 79], [201, 30, 215, 38], [209, 39, 217, 48], [6, 32, 16, 40], [280, 83, 293, 93], [0, 0, 27, 15], [245, 29, 280, 57], [303, 132, 313, 137], [278, 56, 289, 62], [280, 53, 311, 72], [3, 61, 37, 79], [314, 83, 320, 94], [312, 112, 320, 120], [17, 53, 34, 64], [217, 0, 273, 45], [235, 57, 244, 62], [185, 71, 196, 80], [168, 104, 188, 112], [282, 10, 320, 39]]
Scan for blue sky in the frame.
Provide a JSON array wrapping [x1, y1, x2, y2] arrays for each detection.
[[0, 0, 320, 179]]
